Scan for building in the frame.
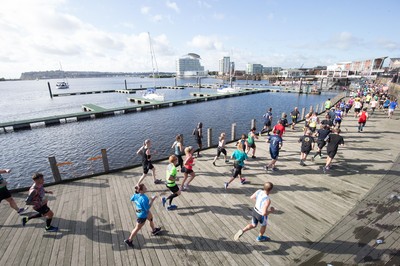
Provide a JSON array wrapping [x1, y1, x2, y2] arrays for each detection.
[[176, 53, 208, 77], [246, 63, 263, 75], [219, 57, 231, 75], [263, 67, 281, 75], [278, 69, 305, 79], [389, 58, 400, 71], [320, 57, 387, 78]]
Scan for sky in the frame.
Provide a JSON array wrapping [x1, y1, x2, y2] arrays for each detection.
[[1, 0, 399, 79]]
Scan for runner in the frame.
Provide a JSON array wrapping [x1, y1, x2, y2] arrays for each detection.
[[264, 130, 283, 171], [212, 132, 229, 166], [162, 155, 181, 210], [22, 173, 58, 232], [298, 130, 315, 166], [290, 107, 300, 130], [193, 122, 203, 157], [136, 139, 162, 186], [124, 184, 161, 248], [312, 124, 331, 160], [388, 98, 398, 119], [224, 142, 248, 189], [324, 98, 332, 111], [171, 134, 184, 172], [234, 182, 275, 242], [272, 120, 285, 138], [0, 169, 27, 214], [247, 127, 258, 159], [323, 128, 344, 173], [260, 108, 273, 136], [181, 146, 196, 191], [357, 107, 369, 132]]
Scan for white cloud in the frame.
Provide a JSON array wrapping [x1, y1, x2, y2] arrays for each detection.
[[197, 1, 212, 8], [152, 14, 163, 22], [166, 1, 180, 13], [188, 35, 224, 50], [141, 6, 150, 15], [213, 13, 225, 20]]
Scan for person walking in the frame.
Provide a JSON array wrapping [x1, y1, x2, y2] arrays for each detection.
[[22, 173, 58, 232], [162, 155, 181, 210], [323, 128, 344, 173], [136, 139, 162, 186], [193, 122, 203, 157], [224, 142, 248, 189], [264, 130, 283, 171], [212, 132, 229, 166], [0, 169, 27, 214], [298, 130, 315, 166], [234, 182, 275, 242], [181, 146, 196, 191], [124, 184, 161, 248]]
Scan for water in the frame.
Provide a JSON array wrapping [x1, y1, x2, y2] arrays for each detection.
[[0, 77, 339, 188]]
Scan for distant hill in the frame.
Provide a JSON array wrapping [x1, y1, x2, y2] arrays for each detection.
[[20, 71, 175, 80]]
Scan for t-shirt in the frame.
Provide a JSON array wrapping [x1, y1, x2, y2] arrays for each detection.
[[290, 110, 300, 118], [232, 149, 248, 167], [389, 101, 398, 109], [358, 111, 368, 123], [316, 129, 330, 141], [263, 112, 272, 123], [273, 124, 285, 137], [184, 155, 194, 170], [254, 190, 269, 215], [131, 193, 150, 219], [326, 134, 344, 152], [268, 135, 282, 152], [247, 132, 255, 145], [299, 135, 315, 151], [166, 163, 177, 187]]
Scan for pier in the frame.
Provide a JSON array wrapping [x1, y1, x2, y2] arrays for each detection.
[[1, 109, 399, 265]]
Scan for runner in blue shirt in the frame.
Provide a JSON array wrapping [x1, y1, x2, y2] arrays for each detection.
[[264, 130, 283, 171]]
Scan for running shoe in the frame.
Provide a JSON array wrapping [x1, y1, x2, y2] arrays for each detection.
[[161, 197, 166, 207], [167, 205, 177, 211], [124, 239, 134, 248], [22, 217, 28, 227], [151, 227, 162, 235], [240, 178, 246, 185], [251, 156, 256, 159], [212, 162, 216, 166], [272, 167, 278, 171], [224, 182, 228, 189], [263, 165, 269, 171], [225, 159, 229, 163], [154, 179, 163, 184], [234, 229, 244, 241], [256, 235, 270, 242], [300, 160, 306, 166], [311, 156, 314, 162], [17, 207, 28, 215], [45, 226, 59, 232]]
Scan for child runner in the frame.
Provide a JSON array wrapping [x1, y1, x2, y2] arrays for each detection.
[[0, 169, 27, 214], [298, 130, 315, 166], [22, 173, 58, 232], [238, 134, 249, 153], [162, 155, 181, 210], [224, 142, 248, 189], [124, 184, 161, 248], [323, 128, 344, 173], [247, 127, 258, 158], [181, 146, 196, 191], [212, 132, 229, 166], [264, 130, 283, 171], [171, 134, 184, 172], [234, 182, 275, 242], [136, 139, 162, 186], [357, 107, 369, 132]]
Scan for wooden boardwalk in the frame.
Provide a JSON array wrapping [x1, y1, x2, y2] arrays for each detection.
[[1, 110, 399, 265]]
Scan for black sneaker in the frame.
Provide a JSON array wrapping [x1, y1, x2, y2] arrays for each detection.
[[22, 217, 28, 227], [251, 156, 256, 159], [45, 226, 59, 232], [154, 179, 162, 184], [152, 227, 161, 235], [212, 162, 216, 166], [124, 239, 134, 248]]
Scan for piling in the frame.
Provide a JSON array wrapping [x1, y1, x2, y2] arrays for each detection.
[[101, 149, 110, 173], [48, 156, 62, 182], [231, 123, 237, 141], [48, 82, 53, 99], [207, 128, 212, 147], [124, 80, 127, 90]]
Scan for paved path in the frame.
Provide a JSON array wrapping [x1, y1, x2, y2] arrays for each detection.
[[1, 108, 399, 265]]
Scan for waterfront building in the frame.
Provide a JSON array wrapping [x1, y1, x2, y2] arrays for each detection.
[[219, 56, 231, 76], [278, 69, 305, 79], [176, 53, 208, 78], [389, 58, 400, 71], [246, 63, 264, 75], [263, 67, 281, 75]]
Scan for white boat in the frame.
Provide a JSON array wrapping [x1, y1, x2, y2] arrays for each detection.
[[142, 32, 164, 101], [217, 62, 241, 94], [56, 63, 69, 89], [56, 81, 69, 89]]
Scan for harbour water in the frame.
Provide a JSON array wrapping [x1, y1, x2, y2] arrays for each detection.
[[0, 77, 339, 188]]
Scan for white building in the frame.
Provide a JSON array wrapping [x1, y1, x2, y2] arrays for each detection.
[[278, 69, 305, 79], [176, 53, 208, 77], [219, 56, 230, 75]]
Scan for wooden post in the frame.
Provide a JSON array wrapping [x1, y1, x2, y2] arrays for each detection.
[[124, 80, 127, 90], [101, 149, 110, 173], [48, 156, 62, 182], [301, 107, 305, 120], [48, 82, 53, 99], [309, 105, 313, 113], [207, 128, 212, 147], [251, 119, 256, 129], [231, 123, 237, 141], [315, 104, 319, 114]]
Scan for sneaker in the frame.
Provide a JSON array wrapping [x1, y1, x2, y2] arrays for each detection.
[[251, 156, 256, 159], [234, 229, 244, 241], [240, 178, 246, 185], [256, 235, 270, 242], [151, 227, 161, 236], [311, 156, 314, 162], [182, 185, 188, 191], [300, 160, 306, 166], [161, 197, 166, 207], [154, 179, 163, 184], [272, 167, 278, 171], [167, 205, 177, 211], [17, 207, 28, 215], [45, 226, 59, 232], [225, 159, 229, 163], [224, 182, 228, 189], [22, 217, 28, 227], [212, 162, 216, 166], [124, 239, 134, 248]]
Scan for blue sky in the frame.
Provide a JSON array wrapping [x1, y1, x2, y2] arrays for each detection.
[[1, 0, 399, 78]]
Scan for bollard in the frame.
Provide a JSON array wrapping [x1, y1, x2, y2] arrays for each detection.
[[231, 123, 237, 141], [48, 156, 62, 183], [251, 119, 256, 129], [207, 128, 212, 147], [101, 149, 110, 173], [48, 82, 53, 99], [301, 107, 305, 120]]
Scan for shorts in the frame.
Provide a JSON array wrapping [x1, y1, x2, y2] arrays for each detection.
[[264, 121, 271, 127], [136, 217, 147, 224], [216, 147, 227, 157], [34, 204, 51, 215], [196, 138, 202, 145], [389, 108, 394, 114], [354, 108, 361, 113], [0, 187, 12, 202], [233, 165, 243, 178], [251, 209, 268, 226], [248, 143, 256, 149], [301, 148, 311, 155], [184, 168, 194, 174], [167, 184, 180, 194], [327, 149, 338, 159], [317, 140, 326, 149], [291, 117, 298, 124], [142, 162, 154, 174], [269, 149, 279, 160]]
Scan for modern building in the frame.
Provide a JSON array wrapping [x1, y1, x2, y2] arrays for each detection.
[[176, 53, 208, 77], [320, 57, 387, 78], [263, 67, 281, 75], [246, 63, 263, 75], [389, 58, 400, 70], [219, 56, 231, 75], [278, 69, 305, 79]]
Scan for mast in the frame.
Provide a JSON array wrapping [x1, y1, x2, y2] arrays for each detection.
[[148, 32, 159, 89]]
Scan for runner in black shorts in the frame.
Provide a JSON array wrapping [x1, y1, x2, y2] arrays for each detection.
[[0, 169, 27, 214]]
